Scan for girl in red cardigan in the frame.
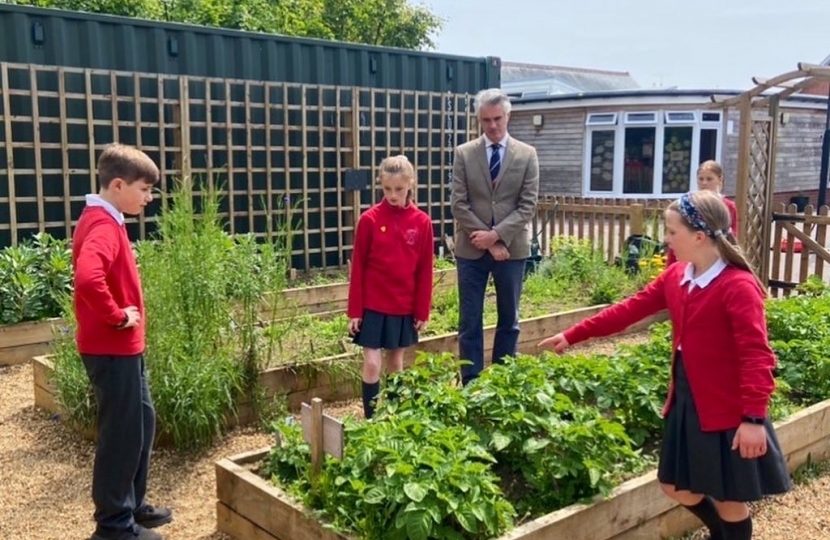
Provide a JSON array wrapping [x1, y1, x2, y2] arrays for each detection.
[[347, 155, 434, 419], [539, 190, 790, 540], [667, 160, 738, 266]]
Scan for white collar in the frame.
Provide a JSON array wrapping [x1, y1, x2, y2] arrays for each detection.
[[483, 133, 510, 148], [679, 258, 727, 291], [85, 194, 125, 225]]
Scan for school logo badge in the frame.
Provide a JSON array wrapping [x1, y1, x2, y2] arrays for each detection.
[[404, 228, 418, 246]]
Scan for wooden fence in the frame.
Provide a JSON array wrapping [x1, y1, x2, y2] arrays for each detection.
[[532, 197, 670, 262], [0, 61, 476, 270], [769, 203, 830, 296]]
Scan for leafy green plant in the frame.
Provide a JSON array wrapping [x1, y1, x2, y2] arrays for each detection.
[[49, 294, 96, 430], [318, 419, 514, 540], [0, 233, 72, 325], [466, 354, 643, 516]]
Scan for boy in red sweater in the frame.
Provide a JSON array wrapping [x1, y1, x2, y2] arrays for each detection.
[[539, 190, 790, 540], [73, 144, 171, 540], [347, 155, 434, 419]]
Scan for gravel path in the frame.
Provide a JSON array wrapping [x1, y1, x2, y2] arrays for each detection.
[[1, 331, 828, 539]]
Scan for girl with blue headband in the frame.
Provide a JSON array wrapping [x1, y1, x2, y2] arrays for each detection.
[[539, 190, 789, 540]]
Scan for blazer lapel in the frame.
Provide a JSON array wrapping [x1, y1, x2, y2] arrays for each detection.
[[475, 137, 493, 193], [493, 140, 517, 191]]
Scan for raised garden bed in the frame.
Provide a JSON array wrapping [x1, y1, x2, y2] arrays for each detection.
[[0, 318, 64, 366], [34, 306, 666, 424], [273, 268, 457, 316], [216, 397, 830, 540], [258, 305, 667, 411]]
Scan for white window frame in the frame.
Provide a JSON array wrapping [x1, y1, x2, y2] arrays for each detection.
[[582, 109, 722, 198], [665, 111, 697, 124], [586, 112, 618, 126], [624, 111, 658, 124]]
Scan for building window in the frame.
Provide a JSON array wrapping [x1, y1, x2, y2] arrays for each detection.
[[624, 127, 656, 194], [589, 130, 615, 191], [662, 126, 693, 193], [583, 109, 721, 197]]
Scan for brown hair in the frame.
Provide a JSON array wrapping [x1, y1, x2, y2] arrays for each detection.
[[697, 159, 723, 178], [377, 155, 417, 202], [97, 143, 160, 189], [667, 190, 766, 293]]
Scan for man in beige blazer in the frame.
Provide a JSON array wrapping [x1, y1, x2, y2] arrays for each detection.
[[451, 88, 539, 385]]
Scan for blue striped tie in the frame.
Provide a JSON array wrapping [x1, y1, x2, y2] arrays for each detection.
[[489, 143, 501, 181]]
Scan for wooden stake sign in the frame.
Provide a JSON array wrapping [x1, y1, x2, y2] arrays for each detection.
[[300, 398, 345, 475]]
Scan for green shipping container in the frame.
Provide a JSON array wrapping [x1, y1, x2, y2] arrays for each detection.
[[0, 3, 500, 93]]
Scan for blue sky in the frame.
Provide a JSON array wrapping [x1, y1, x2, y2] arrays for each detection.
[[426, 0, 830, 90]]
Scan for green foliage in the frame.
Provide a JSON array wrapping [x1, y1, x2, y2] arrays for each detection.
[[466, 355, 643, 515], [766, 291, 830, 405], [308, 355, 514, 540], [266, 416, 312, 492], [0, 233, 73, 325], [532, 237, 637, 307], [50, 296, 97, 430], [6, 0, 443, 50]]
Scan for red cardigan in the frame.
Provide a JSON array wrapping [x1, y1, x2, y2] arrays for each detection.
[[348, 199, 434, 322], [72, 207, 145, 356], [667, 196, 738, 266], [563, 263, 775, 432]]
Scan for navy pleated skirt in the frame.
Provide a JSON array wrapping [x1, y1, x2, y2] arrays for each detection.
[[352, 309, 419, 350], [657, 353, 791, 502]]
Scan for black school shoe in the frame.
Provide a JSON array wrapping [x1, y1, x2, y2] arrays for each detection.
[[134, 504, 174, 529], [90, 524, 163, 540]]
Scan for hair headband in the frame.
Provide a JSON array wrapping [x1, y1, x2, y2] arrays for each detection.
[[677, 193, 728, 239]]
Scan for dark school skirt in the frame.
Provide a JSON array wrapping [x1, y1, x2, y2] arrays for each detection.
[[657, 353, 791, 502], [352, 309, 419, 350]]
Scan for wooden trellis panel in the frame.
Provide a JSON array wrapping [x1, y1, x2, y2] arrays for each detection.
[[0, 61, 476, 270], [733, 98, 780, 282]]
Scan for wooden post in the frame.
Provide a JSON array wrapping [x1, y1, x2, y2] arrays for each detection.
[[629, 203, 644, 236], [2, 63, 18, 245], [309, 397, 324, 475], [735, 97, 752, 254], [133, 72, 146, 239], [300, 398, 345, 479], [342, 88, 361, 268], [29, 66, 45, 233], [760, 95, 781, 284]]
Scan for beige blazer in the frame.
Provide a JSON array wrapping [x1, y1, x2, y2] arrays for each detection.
[[450, 135, 540, 260]]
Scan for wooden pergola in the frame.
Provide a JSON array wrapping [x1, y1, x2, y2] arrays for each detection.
[[710, 62, 830, 282]]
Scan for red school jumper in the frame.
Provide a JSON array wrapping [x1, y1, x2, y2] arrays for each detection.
[[347, 199, 434, 322], [563, 262, 775, 432], [73, 206, 145, 356]]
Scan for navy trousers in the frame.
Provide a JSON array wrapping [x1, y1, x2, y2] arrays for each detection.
[[82, 353, 155, 532], [456, 252, 525, 385]]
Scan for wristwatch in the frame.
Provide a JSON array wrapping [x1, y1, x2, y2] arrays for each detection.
[[741, 416, 766, 425], [116, 311, 130, 329]]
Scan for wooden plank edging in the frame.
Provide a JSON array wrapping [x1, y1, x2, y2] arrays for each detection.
[[0, 318, 64, 365], [216, 398, 830, 540], [271, 268, 457, 315]]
